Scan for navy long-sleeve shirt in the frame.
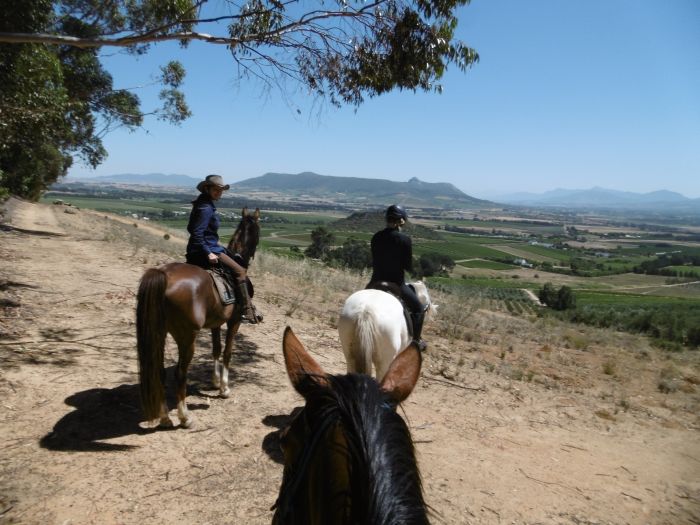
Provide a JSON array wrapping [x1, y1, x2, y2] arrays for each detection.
[[370, 227, 413, 285], [186, 194, 225, 257]]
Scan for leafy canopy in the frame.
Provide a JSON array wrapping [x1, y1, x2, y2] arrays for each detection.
[[0, 0, 478, 199]]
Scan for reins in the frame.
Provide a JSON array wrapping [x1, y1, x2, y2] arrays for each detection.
[[272, 403, 341, 519]]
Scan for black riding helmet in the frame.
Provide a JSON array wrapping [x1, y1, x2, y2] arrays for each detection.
[[385, 204, 408, 222]]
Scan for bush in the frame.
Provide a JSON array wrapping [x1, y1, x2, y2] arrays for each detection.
[[538, 283, 576, 310], [325, 238, 371, 271], [304, 226, 334, 258], [418, 252, 455, 277]]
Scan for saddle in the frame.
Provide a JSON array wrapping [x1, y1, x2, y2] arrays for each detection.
[[208, 267, 255, 306], [365, 281, 414, 338], [208, 267, 237, 305]]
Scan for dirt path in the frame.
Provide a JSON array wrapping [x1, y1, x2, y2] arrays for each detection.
[[1, 198, 699, 524]]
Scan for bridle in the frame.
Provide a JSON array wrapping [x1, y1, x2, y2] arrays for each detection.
[[272, 404, 341, 521]]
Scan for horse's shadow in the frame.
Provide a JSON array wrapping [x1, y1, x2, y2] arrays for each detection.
[[39, 365, 215, 452], [40, 332, 262, 452], [39, 382, 146, 452], [261, 408, 303, 464]]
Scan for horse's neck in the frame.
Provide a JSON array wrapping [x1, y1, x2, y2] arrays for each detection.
[[347, 400, 426, 524]]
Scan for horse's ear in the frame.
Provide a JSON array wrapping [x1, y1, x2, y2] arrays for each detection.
[[282, 326, 327, 397], [379, 343, 422, 404], [253, 208, 260, 221], [241, 207, 248, 217]]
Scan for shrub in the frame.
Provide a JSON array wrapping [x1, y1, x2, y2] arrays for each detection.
[[325, 238, 371, 271], [417, 252, 455, 277], [538, 283, 576, 310], [304, 226, 334, 258]]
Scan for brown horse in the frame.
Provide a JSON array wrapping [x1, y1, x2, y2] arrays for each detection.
[[273, 327, 428, 524], [136, 207, 260, 428]]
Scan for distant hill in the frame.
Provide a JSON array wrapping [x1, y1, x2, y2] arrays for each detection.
[[493, 187, 699, 211], [231, 172, 490, 209], [68, 173, 200, 187], [332, 210, 443, 240], [61, 171, 490, 210]]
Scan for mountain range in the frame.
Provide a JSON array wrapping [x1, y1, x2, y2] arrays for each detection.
[[63, 173, 699, 213], [65, 171, 489, 209], [492, 187, 699, 211]]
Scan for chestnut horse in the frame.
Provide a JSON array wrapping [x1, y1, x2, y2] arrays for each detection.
[[136, 207, 260, 428], [273, 327, 428, 524]]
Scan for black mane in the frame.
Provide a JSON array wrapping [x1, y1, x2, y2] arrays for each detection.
[[228, 214, 259, 264], [276, 373, 428, 525]]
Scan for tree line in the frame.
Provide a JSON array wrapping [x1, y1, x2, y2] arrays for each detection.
[[302, 226, 454, 278]]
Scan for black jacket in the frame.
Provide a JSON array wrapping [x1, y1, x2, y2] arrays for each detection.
[[370, 227, 413, 284]]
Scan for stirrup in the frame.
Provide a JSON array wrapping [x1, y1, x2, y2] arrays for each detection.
[[242, 304, 262, 324]]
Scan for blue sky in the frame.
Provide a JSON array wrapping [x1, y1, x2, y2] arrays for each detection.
[[68, 0, 700, 199]]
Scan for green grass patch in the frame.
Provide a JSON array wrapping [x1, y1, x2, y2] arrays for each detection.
[[458, 259, 517, 270]]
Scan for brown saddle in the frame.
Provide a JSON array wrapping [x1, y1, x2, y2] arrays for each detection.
[[365, 281, 413, 338], [208, 269, 237, 305]]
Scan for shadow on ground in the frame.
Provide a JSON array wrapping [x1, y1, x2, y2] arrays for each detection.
[[39, 383, 147, 452], [40, 330, 266, 452], [185, 331, 267, 394], [261, 408, 302, 465], [39, 364, 218, 452]]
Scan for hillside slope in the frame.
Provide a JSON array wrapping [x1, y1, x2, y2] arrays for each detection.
[[0, 198, 698, 524]]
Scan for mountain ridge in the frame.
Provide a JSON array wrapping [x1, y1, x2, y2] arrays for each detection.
[[492, 187, 699, 210], [65, 171, 490, 209]]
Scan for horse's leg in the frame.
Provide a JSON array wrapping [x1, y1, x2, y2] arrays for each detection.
[[219, 318, 241, 398], [158, 399, 173, 428], [211, 327, 222, 389], [175, 331, 197, 428]]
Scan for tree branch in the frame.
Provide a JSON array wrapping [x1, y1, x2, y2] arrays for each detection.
[[0, 31, 235, 48]]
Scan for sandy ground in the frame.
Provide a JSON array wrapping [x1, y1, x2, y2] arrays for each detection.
[[1, 197, 699, 525]]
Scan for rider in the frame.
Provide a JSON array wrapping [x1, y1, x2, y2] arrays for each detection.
[[369, 204, 427, 351], [186, 174, 259, 323]]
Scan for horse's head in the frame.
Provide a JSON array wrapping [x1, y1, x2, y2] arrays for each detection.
[[412, 280, 438, 321], [227, 207, 260, 267], [273, 327, 428, 524]]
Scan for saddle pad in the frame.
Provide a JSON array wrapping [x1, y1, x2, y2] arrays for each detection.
[[208, 270, 237, 305]]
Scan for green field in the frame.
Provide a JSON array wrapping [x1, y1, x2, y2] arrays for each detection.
[[438, 218, 565, 235], [458, 259, 517, 270], [47, 190, 700, 345]]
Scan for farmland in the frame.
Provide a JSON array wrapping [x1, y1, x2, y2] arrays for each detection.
[[42, 187, 700, 347]]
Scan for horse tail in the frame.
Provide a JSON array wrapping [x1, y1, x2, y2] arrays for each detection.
[[353, 308, 376, 375], [136, 268, 168, 421]]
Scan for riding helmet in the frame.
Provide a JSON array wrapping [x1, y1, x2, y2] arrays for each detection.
[[385, 204, 408, 222]]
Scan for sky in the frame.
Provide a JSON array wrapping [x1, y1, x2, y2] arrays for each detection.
[[67, 0, 700, 200]]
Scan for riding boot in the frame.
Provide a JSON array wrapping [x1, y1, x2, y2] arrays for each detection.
[[410, 312, 427, 352], [237, 282, 261, 324]]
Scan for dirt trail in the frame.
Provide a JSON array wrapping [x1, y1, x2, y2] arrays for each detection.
[[1, 198, 699, 524]]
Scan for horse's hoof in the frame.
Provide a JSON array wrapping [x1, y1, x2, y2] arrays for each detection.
[[180, 416, 195, 429], [158, 417, 175, 429], [220, 387, 231, 398]]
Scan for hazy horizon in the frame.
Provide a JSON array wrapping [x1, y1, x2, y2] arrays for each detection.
[[64, 171, 699, 201]]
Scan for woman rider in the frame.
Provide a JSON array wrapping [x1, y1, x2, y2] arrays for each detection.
[[186, 174, 259, 323], [369, 204, 427, 351]]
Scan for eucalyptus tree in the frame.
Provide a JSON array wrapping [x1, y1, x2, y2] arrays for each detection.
[[0, 0, 478, 199]]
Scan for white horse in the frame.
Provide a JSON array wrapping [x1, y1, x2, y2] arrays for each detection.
[[338, 281, 437, 381]]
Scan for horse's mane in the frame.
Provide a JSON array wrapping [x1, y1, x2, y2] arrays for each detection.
[[228, 214, 259, 262], [294, 373, 428, 524]]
